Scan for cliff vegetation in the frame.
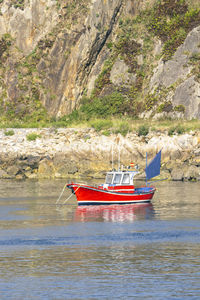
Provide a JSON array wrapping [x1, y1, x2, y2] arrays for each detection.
[[0, 0, 200, 127]]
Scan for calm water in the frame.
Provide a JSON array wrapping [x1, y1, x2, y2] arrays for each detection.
[[0, 179, 200, 299]]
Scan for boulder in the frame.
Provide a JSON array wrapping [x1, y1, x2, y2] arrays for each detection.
[[170, 149, 181, 161], [55, 163, 78, 177], [38, 158, 55, 178], [7, 165, 20, 176], [171, 168, 184, 181], [24, 170, 38, 179], [0, 169, 9, 179], [26, 155, 41, 167], [184, 165, 200, 181], [17, 155, 41, 170], [190, 156, 200, 167], [53, 154, 78, 177]]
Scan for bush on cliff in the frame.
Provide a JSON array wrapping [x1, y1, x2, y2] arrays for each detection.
[[64, 92, 131, 123], [148, 0, 200, 61], [80, 92, 130, 118]]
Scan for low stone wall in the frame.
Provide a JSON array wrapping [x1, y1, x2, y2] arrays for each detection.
[[0, 128, 200, 181]]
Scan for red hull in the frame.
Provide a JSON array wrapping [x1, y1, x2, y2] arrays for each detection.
[[67, 183, 155, 205]]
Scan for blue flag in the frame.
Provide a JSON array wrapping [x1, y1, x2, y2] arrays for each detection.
[[145, 150, 161, 180]]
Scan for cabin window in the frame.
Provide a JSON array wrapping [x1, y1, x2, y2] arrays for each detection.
[[113, 173, 122, 184], [122, 173, 130, 184], [106, 174, 113, 184]]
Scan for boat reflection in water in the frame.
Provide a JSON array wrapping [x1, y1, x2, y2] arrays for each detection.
[[74, 203, 154, 223]]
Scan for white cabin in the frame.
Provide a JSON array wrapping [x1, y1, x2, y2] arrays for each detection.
[[104, 171, 138, 186]]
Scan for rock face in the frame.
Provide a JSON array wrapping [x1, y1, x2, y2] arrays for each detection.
[[110, 59, 137, 87], [173, 76, 200, 119], [41, 0, 123, 116], [150, 26, 200, 88], [0, 128, 200, 181], [0, 0, 200, 120], [150, 26, 200, 120], [0, 0, 58, 54]]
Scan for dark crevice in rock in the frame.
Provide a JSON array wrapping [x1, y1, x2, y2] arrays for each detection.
[[78, 1, 123, 83]]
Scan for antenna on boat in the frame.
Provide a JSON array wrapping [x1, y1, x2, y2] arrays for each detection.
[[111, 143, 114, 170], [146, 152, 148, 186], [118, 144, 120, 171]]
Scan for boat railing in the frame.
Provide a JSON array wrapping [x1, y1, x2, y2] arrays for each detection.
[[68, 181, 136, 191], [67, 180, 100, 189]]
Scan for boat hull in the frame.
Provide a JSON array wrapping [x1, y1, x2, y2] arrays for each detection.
[[67, 183, 155, 205]]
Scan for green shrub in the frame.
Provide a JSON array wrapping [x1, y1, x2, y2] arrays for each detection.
[[106, 42, 113, 49], [65, 109, 80, 123], [145, 94, 158, 111], [12, 0, 25, 9], [80, 92, 129, 119], [168, 126, 176, 136], [148, 0, 200, 61], [174, 104, 185, 113], [4, 130, 15, 136], [184, 8, 200, 29], [92, 59, 114, 96], [168, 125, 185, 135], [0, 34, 12, 58], [26, 133, 41, 141], [157, 101, 173, 113], [102, 130, 111, 136], [115, 38, 141, 72], [137, 124, 149, 136], [162, 28, 187, 61], [176, 125, 185, 135], [90, 119, 113, 132], [114, 122, 130, 136], [189, 53, 200, 63]]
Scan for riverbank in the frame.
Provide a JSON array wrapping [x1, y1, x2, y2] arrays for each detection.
[[0, 128, 200, 181]]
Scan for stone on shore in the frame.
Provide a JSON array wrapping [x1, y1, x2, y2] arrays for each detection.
[[184, 165, 200, 181], [38, 158, 55, 179], [0, 128, 199, 181], [171, 168, 184, 181]]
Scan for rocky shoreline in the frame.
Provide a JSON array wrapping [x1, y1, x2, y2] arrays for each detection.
[[0, 128, 200, 181]]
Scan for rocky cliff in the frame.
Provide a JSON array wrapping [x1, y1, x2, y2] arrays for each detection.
[[0, 0, 200, 121]]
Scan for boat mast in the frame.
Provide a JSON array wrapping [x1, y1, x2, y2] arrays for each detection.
[[118, 144, 120, 171], [112, 143, 114, 170], [146, 152, 148, 186]]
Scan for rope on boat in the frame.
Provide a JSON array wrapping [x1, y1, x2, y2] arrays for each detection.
[[56, 183, 80, 205], [62, 186, 80, 204], [56, 183, 67, 204]]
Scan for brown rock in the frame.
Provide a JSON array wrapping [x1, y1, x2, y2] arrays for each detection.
[[7, 165, 20, 176], [171, 168, 184, 181], [184, 166, 200, 181], [38, 158, 55, 178], [0, 169, 9, 179]]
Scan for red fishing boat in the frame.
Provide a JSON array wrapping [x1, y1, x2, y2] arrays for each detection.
[[67, 151, 161, 206]]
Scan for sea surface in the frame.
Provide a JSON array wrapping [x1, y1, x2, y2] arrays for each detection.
[[0, 179, 200, 300]]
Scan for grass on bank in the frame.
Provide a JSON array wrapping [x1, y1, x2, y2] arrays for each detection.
[[26, 132, 42, 141], [0, 117, 199, 137]]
